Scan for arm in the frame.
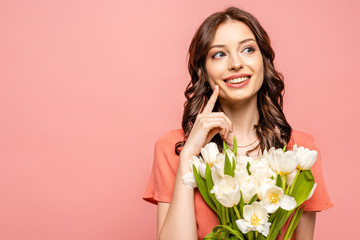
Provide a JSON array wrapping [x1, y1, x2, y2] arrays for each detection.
[[157, 86, 232, 240], [157, 152, 197, 240], [292, 211, 316, 240]]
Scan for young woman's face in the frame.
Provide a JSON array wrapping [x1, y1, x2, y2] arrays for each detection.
[[205, 20, 264, 103]]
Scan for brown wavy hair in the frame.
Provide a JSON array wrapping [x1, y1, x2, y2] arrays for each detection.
[[175, 6, 292, 155]]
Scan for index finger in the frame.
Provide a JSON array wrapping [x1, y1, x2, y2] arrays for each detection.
[[202, 85, 219, 113]]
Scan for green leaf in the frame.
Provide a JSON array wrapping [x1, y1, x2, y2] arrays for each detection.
[[232, 136, 237, 156], [283, 145, 287, 152], [224, 152, 234, 177], [204, 225, 245, 240], [223, 141, 229, 152], [203, 225, 228, 239], [246, 161, 251, 175], [266, 208, 288, 239], [248, 194, 258, 205], [205, 164, 222, 220], [257, 233, 266, 240], [268, 210, 278, 223], [290, 170, 315, 207], [238, 192, 244, 218], [246, 231, 253, 240], [266, 169, 314, 240], [192, 165, 218, 215], [229, 208, 235, 226], [275, 174, 283, 188], [283, 206, 305, 240], [232, 156, 236, 175]]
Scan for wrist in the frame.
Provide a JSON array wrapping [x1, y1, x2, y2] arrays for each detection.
[[180, 145, 199, 160], [178, 153, 194, 174]]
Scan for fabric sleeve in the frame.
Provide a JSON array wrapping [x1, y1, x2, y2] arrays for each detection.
[[295, 132, 334, 211], [143, 130, 180, 204]]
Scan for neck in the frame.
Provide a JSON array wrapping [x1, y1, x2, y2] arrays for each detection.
[[219, 95, 259, 147]]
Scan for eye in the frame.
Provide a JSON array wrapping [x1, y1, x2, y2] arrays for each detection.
[[243, 46, 255, 54], [211, 51, 226, 59]]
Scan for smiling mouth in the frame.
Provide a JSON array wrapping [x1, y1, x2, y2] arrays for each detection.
[[224, 76, 251, 84]]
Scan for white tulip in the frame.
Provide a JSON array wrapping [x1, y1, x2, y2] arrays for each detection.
[[307, 183, 317, 200], [211, 149, 236, 183], [225, 149, 236, 166], [201, 142, 219, 167], [262, 186, 296, 213], [236, 201, 271, 237], [294, 144, 318, 170], [235, 171, 258, 204], [211, 175, 240, 207], [241, 181, 258, 204], [236, 155, 253, 171], [183, 155, 206, 189], [190, 155, 206, 178], [182, 172, 197, 189], [286, 169, 298, 186], [262, 147, 275, 164], [257, 178, 276, 201], [268, 148, 298, 176], [211, 153, 225, 183], [250, 157, 275, 184], [249, 156, 268, 174]]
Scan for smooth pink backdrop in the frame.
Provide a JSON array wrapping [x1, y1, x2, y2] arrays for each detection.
[[1, 0, 358, 239]]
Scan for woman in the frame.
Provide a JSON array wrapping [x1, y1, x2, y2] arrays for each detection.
[[143, 6, 332, 240]]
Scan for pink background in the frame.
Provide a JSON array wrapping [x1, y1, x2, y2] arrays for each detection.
[[0, 0, 358, 239]]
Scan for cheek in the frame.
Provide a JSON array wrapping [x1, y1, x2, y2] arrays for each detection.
[[251, 58, 264, 88], [206, 63, 224, 82], [250, 57, 264, 80], [247, 56, 263, 71]]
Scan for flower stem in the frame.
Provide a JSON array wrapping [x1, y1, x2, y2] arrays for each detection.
[[282, 175, 287, 192], [222, 206, 226, 225], [283, 206, 301, 240], [289, 170, 300, 195], [247, 231, 254, 240], [233, 205, 241, 219], [285, 185, 290, 195], [226, 207, 230, 223]]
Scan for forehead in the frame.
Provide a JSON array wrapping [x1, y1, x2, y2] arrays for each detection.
[[211, 20, 256, 45]]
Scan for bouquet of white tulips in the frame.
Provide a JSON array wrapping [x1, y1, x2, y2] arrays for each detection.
[[183, 138, 317, 240]]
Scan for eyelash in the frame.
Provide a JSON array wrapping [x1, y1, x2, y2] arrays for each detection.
[[211, 46, 255, 58], [243, 46, 255, 53]]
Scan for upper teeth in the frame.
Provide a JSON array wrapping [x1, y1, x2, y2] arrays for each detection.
[[226, 76, 250, 84]]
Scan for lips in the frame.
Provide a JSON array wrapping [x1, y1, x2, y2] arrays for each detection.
[[225, 76, 250, 84], [223, 73, 252, 88], [223, 74, 252, 84], [224, 73, 251, 80]]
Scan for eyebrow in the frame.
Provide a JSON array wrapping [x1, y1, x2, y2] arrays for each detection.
[[209, 38, 256, 50]]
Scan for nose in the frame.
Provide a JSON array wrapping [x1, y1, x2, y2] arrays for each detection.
[[228, 55, 243, 71]]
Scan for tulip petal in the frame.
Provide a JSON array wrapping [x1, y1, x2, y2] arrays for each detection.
[[257, 222, 271, 237], [296, 147, 317, 170], [242, 204, 252, 220], [182, 172, 197, 189], [286, 169, 298, 186], [236, 219, 251, 234], [280, 195, 296, 211], [263, 200, 280, 214], [306, 183, 317, 200]]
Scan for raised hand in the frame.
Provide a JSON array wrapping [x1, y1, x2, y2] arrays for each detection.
[[181, 85, 233, 159]]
